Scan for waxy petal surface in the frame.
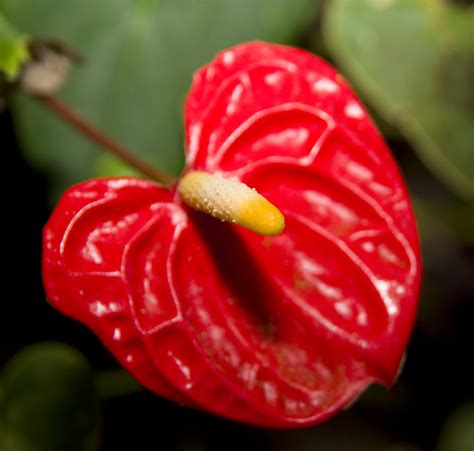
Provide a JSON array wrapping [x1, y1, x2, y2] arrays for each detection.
[[43, 42, 421, 427]]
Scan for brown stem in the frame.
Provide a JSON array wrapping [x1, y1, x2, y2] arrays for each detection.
[[39, 95, 176, 186]]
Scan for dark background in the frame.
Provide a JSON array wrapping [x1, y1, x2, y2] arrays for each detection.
[[1, 1, 474, 450]]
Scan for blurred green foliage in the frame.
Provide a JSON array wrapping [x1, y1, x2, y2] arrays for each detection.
[[0, 343, 99, 451], [1, 0, 318, 200], [0, 13, 28, 80], [436, 402, 474, 451], [3, 0, 473, 204], [324, 0, 474, 203]]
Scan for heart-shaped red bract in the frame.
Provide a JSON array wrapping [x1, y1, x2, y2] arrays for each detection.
[[43, 42, 421, 427]]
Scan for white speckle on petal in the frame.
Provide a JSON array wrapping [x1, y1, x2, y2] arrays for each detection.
[[264, 71, 283, 87], [345, 101, 365, 119], [378, 244, 402, 266], [208, 325, 225, 344], [262, 381, 278, 406], [167, 351, 192, 387], [362, 241, 376, 252], [106, 179, 133, 190], [346, 161, 373, 181], [222, 51, 235, 66], [83, 242, 103, 264], [312, 77, 339, 94], [357, 310, 368, 326], [393, 200, 408, 211], [187, 124, 201, 164], [238, 363, 259, 389], [226, 84, 244, 116], [295, 251, 326, 277], [369, 181, 393, 197], [90, 301, 108, 316], [90, 300, 122, 317], [395, 284, 406, 296], [375, 280, 399, 316], [206, 67, 216, 81], [113, 327, 122, 341], [334, 300, 352, 318]]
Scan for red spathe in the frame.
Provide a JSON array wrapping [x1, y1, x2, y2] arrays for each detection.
[[42, 42, 421, 427]]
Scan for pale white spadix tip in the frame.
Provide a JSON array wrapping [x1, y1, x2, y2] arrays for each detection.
[[178, 171, 285, 236]]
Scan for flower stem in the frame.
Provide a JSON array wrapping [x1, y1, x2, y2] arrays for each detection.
[[39, 94, 176, 186]]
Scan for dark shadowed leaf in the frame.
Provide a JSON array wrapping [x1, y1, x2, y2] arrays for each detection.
[[0, 342, 99, 451]]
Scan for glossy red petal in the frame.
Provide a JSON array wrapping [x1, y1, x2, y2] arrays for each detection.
[[185, 42, 383, 174], [183, 42, 421, 417], [43, 178, 290, 426], [169, 214, 377, 425], [43, 42, 421, 428], [43, 178, 377, 426], [43, 178, 191, 405]]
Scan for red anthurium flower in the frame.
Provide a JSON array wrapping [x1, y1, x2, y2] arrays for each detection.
[[42, 42, 421, 428]]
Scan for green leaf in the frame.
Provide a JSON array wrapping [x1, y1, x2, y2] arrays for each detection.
[[3, 0, 317, 201], [0, 13, 28, 80], [95, 369, 142, 400], [436, 402, 474, 451], [323, 0, 474, 203], [413, 197, 474, 245], [0, 343, 100, 451]]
